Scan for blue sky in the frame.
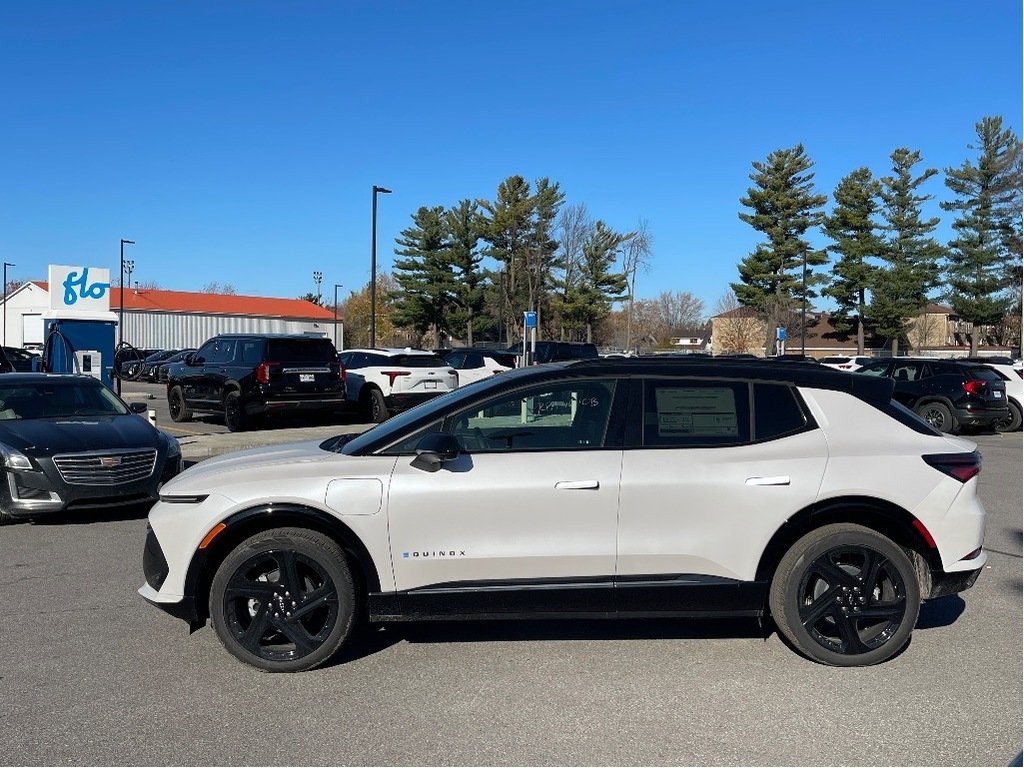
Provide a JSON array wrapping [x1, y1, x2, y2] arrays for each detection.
[[1, 1, 1020, 317]]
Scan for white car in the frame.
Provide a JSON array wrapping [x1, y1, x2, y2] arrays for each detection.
[[818, 355, 875, 371], [140, 358, 987, 672], [443, 348, 517, 386], [338, 348, 458, 422]]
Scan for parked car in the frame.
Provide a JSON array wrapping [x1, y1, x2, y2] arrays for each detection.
[[818, 355, 875, 372], [855, 358, 1008, 433], [2, 346, 40, 373], [510, 341, 599, 365], [165, 334, 345, 432], [951, 359, 1023, 432], [443, 348, 517, 386], [338, 348, 458, 422], [140, 357, 986, 672], [138, 349, 181, 382], [115, 346, 161, 380], [152, 349, 196, 383], [0, 373, 181, 524]]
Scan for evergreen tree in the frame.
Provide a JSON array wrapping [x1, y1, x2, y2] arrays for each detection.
[[942, 116, 1022, 354], [870, 148, 945, 354], [392, 206, 456, 343], [822, 168, 883, 354], [444, 199, 488, 345], [559, 221, 631, 342], [731, 144, 828, 354]]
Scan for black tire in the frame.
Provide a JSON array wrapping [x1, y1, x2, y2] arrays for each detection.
[[209, 527, 356, 673], [916, 401, 956, 433], [363, 387, 388, 423], [769, 523, 921, 667], [224, 391, 247, 432], [168, 386, 192, 423], [994, 399, 1022, 433]]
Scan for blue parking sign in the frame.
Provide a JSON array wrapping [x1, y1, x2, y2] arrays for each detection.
[[524, 311, 537, 329]]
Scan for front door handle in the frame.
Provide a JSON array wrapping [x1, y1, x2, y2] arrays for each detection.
[[554, 480, 600, 490], [745, 476, 791, 486]]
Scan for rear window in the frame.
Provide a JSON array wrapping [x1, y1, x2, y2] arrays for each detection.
[[966, 366, 1002, 382], [391, 354, 448, 367], [820, 356, 851, 364], [265, 339, 338, 363]]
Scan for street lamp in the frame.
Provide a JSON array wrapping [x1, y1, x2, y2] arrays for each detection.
[[118, 238, 135, 395], [800, 249, 807, 356], [370, 185, 392, 347], [3, 261, 14, 347], [333, 283, 343, 349], [313, 270, 323, 304]]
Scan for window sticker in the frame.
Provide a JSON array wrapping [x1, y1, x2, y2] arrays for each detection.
[[654, 387, 738, 436]]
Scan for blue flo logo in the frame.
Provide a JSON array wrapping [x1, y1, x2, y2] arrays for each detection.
[[62, 268, 109, 306]]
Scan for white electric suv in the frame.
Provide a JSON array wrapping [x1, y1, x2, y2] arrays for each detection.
[[140, 358, 987, 672], [338, 348, 458, 422]]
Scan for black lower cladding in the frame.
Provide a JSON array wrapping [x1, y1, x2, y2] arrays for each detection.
[[143, 526, 170, 591], [928, 566, 983, 599], [368, 574, 768, 621]]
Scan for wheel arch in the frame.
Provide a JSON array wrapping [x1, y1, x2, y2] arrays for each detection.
[[183, 503, 382, 625], [755, 495, 940, 592]]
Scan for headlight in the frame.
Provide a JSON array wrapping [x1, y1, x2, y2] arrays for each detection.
[[0, 442, 34, 471], [165, 436, 181, 459]]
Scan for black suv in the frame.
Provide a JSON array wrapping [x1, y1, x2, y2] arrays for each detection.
[[165, 334, 345, 431], [855, 358, 1008, 433], [509, 341, 599, 365]]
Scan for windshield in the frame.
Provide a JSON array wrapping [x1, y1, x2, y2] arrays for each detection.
[[0, 380, 130, 420], [338, 366, 545, 455]]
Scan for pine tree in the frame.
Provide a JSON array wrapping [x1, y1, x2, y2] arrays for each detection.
[[731, 144, 828, 354], [822, 168, 883, 354], [870, 148, 945, 354], [942, 116, 1023, 355], [559, 221, 631, 342], [392, 206, 456, 344], [445, 199, 487, 345]]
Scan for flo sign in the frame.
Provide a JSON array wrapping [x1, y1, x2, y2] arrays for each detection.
[[48, 265, 111, 313]]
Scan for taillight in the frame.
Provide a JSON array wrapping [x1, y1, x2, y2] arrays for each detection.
[[339, 364, 346, 384], [381, 370, 410, 386], [255, 361, 271, 384], [922, 451, 982, 483], [962, 379, 986, 395]]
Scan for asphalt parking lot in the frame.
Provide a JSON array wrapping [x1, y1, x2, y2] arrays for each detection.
[[0, 420, 1020, 765]]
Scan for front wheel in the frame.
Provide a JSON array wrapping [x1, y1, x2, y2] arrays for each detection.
[[209, 527, 356, 672], [994, 400, 1022, 433], [916, 401, 956, 433], [769, 523, 920, 666], [168, 386, 192, 423], [362, 387, 388, 423]]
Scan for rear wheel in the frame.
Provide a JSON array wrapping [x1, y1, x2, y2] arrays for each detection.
[[362, 387, 388, 423], [994, 400, 1022, 433], [916, 401, 956, 433], [210, 527, 356, 672], [769, 523, 920, 666], [168, 386, 192, 423], [224, 391, 247, 432]]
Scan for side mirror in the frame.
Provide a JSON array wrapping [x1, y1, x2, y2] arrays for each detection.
[[410, 432, 461, 472], [129, 402, 148, 414]]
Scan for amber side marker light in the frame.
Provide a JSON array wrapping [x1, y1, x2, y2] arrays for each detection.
[[198, 522, 227, 550]]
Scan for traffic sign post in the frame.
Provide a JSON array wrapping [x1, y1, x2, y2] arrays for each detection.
[[523, 311, 537, 366]]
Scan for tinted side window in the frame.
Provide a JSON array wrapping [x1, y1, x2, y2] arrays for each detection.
[[194, 340, 217, 364], [267, 339, 336, 363], [239, 341, 263, 366], [753, 383, 810, 441], [446, 352, 467, 369], [642, 380, 750, 447], [857, 361, 891, 377], [892, 361, 924, 381]]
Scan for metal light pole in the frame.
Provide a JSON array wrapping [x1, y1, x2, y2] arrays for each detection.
[[333, 283, 343, 349], [800, 249, 808, 356], [3, 261, 14, 347], [118, 238, 134, 395], [370, 185, 392, 347], [313, 270, 323, 304]]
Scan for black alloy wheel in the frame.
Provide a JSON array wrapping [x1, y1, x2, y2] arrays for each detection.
[[994, 400, 1022, 433], [210, 528, 355, 672], [224, 391, 246, 432], [168, 386, 192, 422], [364, 387, 387, 423], [916, 401, 955, 433], [770, 523, 920, 666]]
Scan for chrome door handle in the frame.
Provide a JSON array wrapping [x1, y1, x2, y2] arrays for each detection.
[[745, 476, 791, 486], [554, 480, 600, 490]]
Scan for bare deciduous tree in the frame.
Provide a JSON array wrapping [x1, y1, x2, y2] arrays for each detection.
[[713, 292, 764, 355]]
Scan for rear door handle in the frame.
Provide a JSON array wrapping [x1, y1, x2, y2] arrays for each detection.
[[745, 476, 791, 486], [554, 480, 600, 490]]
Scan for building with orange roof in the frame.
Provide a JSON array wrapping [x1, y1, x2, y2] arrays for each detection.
[[2, 281, 343, 352]]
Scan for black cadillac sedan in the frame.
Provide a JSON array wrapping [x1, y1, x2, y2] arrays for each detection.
[[0, 374, 182, 523]]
